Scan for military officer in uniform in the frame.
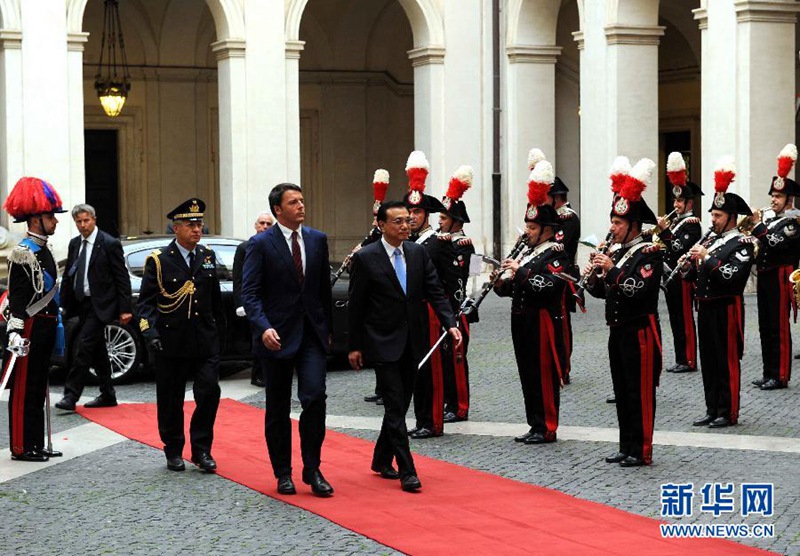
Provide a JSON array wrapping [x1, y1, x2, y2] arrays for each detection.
[[495, 161, 568, 445], [585, 158, 663, 467], [749, 144, 800, 391], [403, 151, 452, 439], [438, 166, 476, 424], [685, 158, 754, 428], [656, 152, 703, 373], [1, 177, 67, 462], [138, 199, 224, 472]]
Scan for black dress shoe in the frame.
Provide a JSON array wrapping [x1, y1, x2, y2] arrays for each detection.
[[375, 397, 384, 405], [619, 456, 646, 467], [303, 469, 334, 496], [752, 377, 767, 387], [34, 447, 62, 458], [514, 429, 535, 443], [166, 456, 185, 471], [443, 411, 457, 423], [409, 427, 441, 439], [83, 396, 118, 408], [371, 464, 400, 480], [604, 452, 627, 464], [709, 416, 731, 428], [192, 453, 217, 473], [606, 395, 616, 404], [55, 397, 77, 411], [250, 375, 265, 387], [364, 394, 381, 402], [407, 427, 419, 436], [670, 364, 695, 373], [11, 451, 49, 462], [401, 474, 422, 492], [692, 414, 714, 427], [277, 475, 296, 495], [760, 379, 787, 390], [523, 432, 556, 445]]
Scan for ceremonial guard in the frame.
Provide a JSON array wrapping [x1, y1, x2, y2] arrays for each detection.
[[495, 161, 567, 444], [585, 158, 663, 466], [438, 166, 476, 423], [749, 144, 800, 391], [657, 152, 703, 373], [403, 151, 452, 439], [2, 177, 66, 461], [138, 199, 224, 472], [685, 158, 754, 428]]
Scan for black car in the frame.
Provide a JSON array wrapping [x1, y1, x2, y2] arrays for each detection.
[[1, 236, 351, 383]]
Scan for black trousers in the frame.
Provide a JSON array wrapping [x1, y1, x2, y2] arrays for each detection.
[[443, 313, 470, 419], [413, 304, 444, 434], [260, 322, 327, 478], [664, 278, 697, 368], [511, 309, 562, 439], [64, 298, 115, 401], [757, 267, 793, 384], [698, 297, 744, 423], [372, 341, 417, 478], [155, 353, 220, 459], [3, 315, 57, 455], [608, 316, 661, 464]]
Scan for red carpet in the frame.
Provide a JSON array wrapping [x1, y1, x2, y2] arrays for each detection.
[[79, 400, 771, 555]]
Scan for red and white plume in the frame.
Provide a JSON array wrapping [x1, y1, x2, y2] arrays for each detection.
[[776, 143, 797, 179], [666, 152, 687, 187], [528, 160, 554, 206], [609, 156, 631, 194], [714, 156, 736, 194], [528, 148, 546, 171], [620, 158, 655, 202], [405, 150, 429, 192], [446, 165, 473, 201], [372, 169, 389, 203]]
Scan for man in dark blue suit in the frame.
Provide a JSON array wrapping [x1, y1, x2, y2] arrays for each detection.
[[241, 183, 334, 497]]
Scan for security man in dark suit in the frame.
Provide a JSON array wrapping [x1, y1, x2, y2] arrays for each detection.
[[241, 183, 334, 497], [55, 204, 132, 410], [138, 198, 224, 473], [232, 211, 273, 387], [348, 200, 460, 492]]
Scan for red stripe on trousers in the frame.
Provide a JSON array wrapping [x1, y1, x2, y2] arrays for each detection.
[[681, 279, 696, 368], [779, 267, 790, 383], [638, 327, 654, 465], [540, 310, 559, 436], [561, 292, 571, 374], [427, 304, 444, 434], [5, 318, 34, 455], [727, 302, 741, 424], [453, 314, 469, 418]]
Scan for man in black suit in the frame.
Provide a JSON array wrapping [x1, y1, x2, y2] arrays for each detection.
[[348, 201, 461, 492], [241, 183, 334, 497], [55, 204, 132, 411], [232, 211, 273, 387], [138, 199, 224, 473]]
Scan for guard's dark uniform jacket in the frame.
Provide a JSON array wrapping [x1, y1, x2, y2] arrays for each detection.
[[411, 225, 456, 435], [495, 241, 567, 441], [684, 228, 755, 424], [138, 240, 224, 460], [752, 213, 800, 386], [659, 213, 702, 370], [2, 235, 60, 456], [555, 204, 581, 377], [586, 236, 663, 464]]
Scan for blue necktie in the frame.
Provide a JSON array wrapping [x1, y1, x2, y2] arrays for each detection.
[[393, 248, 407, 294]]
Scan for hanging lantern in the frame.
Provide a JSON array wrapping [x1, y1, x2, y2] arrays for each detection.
[[94, 0, 131, 117]]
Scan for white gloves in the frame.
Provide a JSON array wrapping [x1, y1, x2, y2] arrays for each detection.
[[235, 306, 246, 318]]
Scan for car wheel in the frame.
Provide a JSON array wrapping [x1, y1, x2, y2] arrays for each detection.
[[88, 323, 142, 384]]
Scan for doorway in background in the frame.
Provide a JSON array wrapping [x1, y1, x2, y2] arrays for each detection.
[[84, 129, 120, 237]]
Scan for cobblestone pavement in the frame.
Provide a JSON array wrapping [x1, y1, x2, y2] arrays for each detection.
[[1, 292, 798, 555]]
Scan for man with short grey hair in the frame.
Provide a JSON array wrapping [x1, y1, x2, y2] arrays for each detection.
[[56, 204, 132, 411]]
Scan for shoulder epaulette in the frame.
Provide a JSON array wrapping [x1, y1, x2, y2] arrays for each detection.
[[739, 236, 757, 244], [436, 233, 451, 242], [7, 244, 36, 266], [643, 244, 662, 253], [455, 237, 473, 246], [559, 211, 574, 220], [685, 217, 700, 224], [552, 243, 564, 252], [147, 248, 162, 260]]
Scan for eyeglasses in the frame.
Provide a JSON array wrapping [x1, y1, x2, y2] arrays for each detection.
[[389, 217, 412, 226], [180, 221, 204, 229]]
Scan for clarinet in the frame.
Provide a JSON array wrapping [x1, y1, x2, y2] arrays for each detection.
[[461, 232, 528, 316], [660, 227, 715, 291], [573, 232, 614, 300], [331, 227, 380, 286]]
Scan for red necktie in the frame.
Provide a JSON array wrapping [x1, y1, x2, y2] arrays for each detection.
[[291, 231, 304, 285]]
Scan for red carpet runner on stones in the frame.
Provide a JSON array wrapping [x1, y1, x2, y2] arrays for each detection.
[[79, 399, 771, 555]]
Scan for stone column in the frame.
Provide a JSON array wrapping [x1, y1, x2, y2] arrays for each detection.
[[408, 46, 445, 191], [212, 38, 248, 237], [67, 32, 87, 210], [0, 29, 23, 229], [505, 45, 561, 241], [285, 40, 305, 185]]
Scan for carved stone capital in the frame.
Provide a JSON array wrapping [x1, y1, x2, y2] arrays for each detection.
[[735, 0, 800, 23], [604, 24, 665, 46], [211, 38, 246, 61], [506, 45, 562, 64], [286, 40, 305, 60], [0, 30, 22, 50], [407, 46, 445, 67]]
